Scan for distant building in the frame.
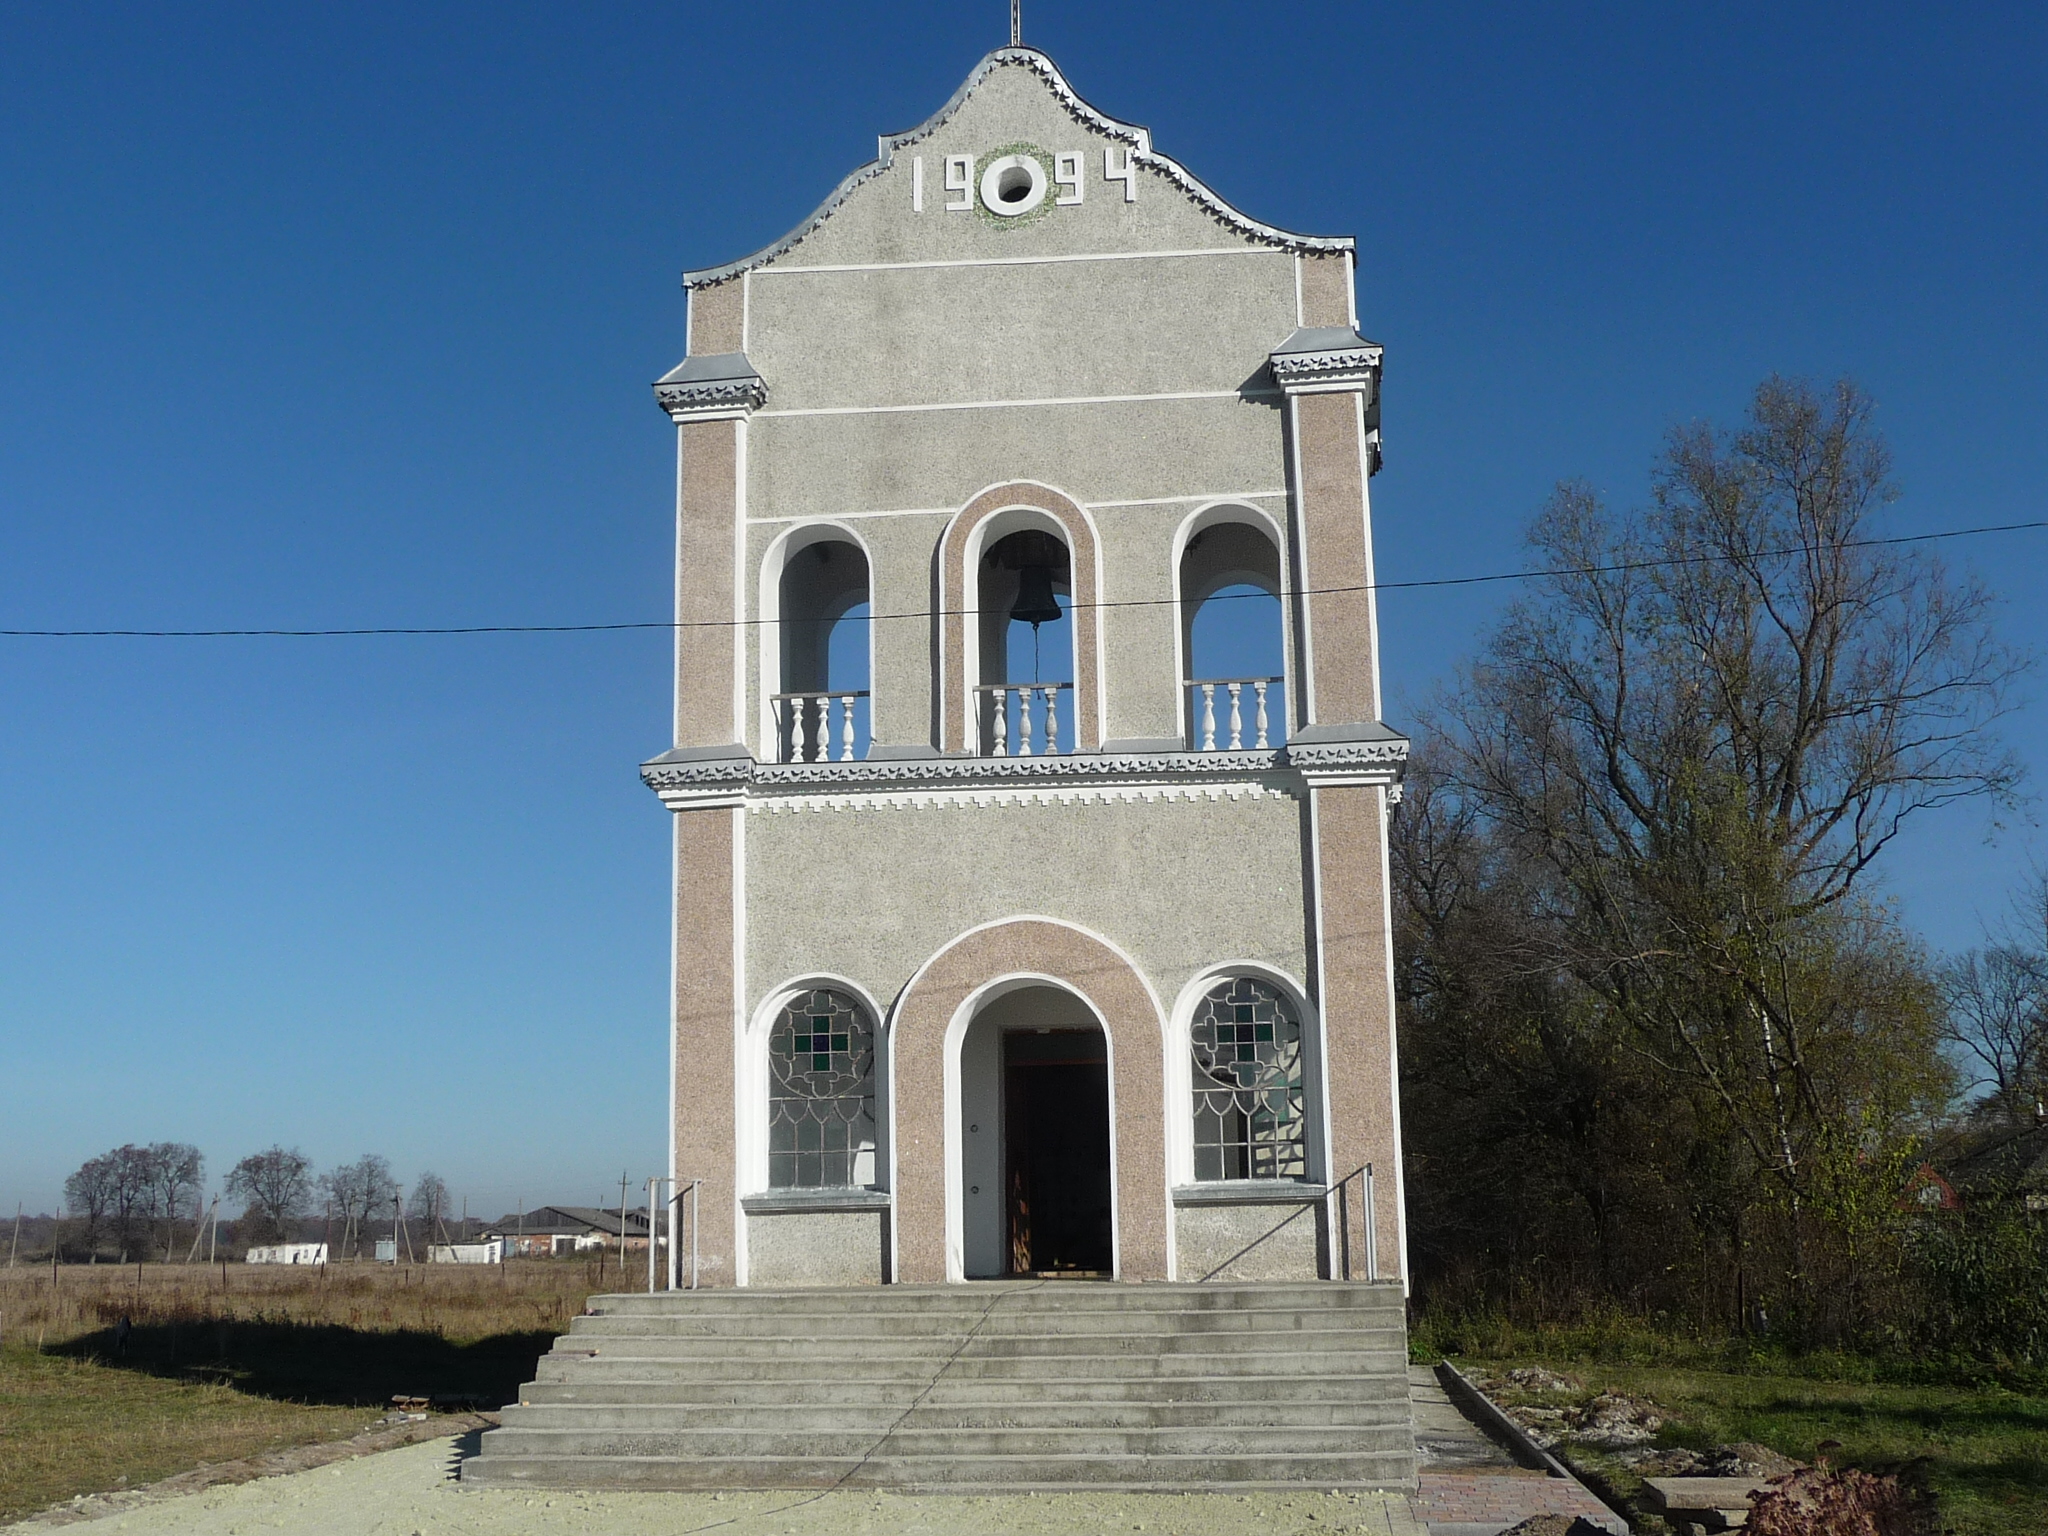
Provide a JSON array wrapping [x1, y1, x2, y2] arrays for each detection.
[[484, 1206, 653, 1257], [429, 1241, 506, 1264], [245, 1242, 327, 1265]]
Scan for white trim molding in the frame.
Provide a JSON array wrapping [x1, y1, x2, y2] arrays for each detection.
[[639, 738, 1407, 812]]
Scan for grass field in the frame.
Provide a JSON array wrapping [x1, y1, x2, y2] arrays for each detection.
[[1431, 1328, 2048, 1536], [0, 1260, 601, 1522]]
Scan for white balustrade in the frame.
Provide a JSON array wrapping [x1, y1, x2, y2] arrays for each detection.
[[976, 683, 1074, 757], [771, 691, 869, 763], [1186, 677, 1283, 751]]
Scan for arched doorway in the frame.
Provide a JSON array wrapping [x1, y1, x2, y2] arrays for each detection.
[[957, 984, 1114, 1278]]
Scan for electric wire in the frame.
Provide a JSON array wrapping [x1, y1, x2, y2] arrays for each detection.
[[2, 517, 2041, 638]]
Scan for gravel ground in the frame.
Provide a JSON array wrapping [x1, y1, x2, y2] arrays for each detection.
[[6, 1437, 1424, 1536]]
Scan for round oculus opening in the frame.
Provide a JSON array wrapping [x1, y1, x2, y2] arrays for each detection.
[[979, 154, 1048, 217]]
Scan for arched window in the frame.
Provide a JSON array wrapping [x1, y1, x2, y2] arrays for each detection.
[[775, 539, 870, 762], [1180, 521, 1285, 751], [768, 988, 877, 1188], [977, 527, 1074, 756], [1190, 976, 1306, 1181]]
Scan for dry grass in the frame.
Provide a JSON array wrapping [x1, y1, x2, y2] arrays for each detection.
[[0, 1260, 607, 1522], [0, 1257, 605, 1350]]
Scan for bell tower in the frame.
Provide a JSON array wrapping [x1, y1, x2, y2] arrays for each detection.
[[642, 46, 1407, 1290]]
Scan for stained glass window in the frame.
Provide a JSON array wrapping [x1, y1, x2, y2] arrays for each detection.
[[1190, 976, 1306, 1181], [768, 988, 877, 1189]]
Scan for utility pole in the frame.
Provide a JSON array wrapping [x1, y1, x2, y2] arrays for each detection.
[[8, 1203, 20, 1268], [185, 1195, 217, 1262], [617, 1172, 630, 1287]]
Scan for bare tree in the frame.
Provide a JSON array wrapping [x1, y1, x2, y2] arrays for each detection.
[[406, 1172, 451, 1248], [1426, 376, 2023, 1329], [143, 1143, 204, 1259], [1941, 875, 2048, 1123], [63, 1153, 119, 1251], [318, 1154, 399, 1259], [64, 1144, 204, 1259], [225, 1147, 313, 1247], [108, 1145, 160, 1259]]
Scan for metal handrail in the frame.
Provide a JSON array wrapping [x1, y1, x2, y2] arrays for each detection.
[[771, 690, 869, 763], [644, 1176, 703, 1291], [975, 681, 1074, 757], [1185, 676, 1283, 751], [1327, 1163, 1379, 1282]]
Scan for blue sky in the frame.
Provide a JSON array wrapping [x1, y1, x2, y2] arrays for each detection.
[[2, 3, 2043, 1217]]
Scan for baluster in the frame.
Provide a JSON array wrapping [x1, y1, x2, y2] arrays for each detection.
[[796, 697, 813, 762], [840, 694, 856, 761], [991, 688, 1008, 757], [1044, 685, 1060, 755], [776, 698, 790, 763], [1254, 680, 1271, 749], [1227, 682, 1244, 750], [1199, 683, 1217, 751], [1017, 686, 1034, 757]]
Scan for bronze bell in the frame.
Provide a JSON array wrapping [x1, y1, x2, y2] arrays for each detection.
[[1010, 563, 1063, 628]]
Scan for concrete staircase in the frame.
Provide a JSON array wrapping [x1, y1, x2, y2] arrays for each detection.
[[462, 1281, 1416, 1492]]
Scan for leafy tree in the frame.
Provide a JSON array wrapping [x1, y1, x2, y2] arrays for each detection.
[[225, 1146, 313, 1247], [1410, 377, 2021, 1339]]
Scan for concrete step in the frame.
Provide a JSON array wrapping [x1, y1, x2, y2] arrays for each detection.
[[479, 1424, 1417, 1459], [516, 1372, 1409, 1408], [534, 1349, 1409, 1383], [586, 1283, 1405, 1312], [471, 1281, 1417, 1491], [460, 1449, 1419, 1490], [501, 1398, 1416, 1431], [551, 1327, 1402, 1360], [567, 1306, 1401, 1339]]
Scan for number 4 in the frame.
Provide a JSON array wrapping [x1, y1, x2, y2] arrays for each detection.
[[1104, 147, 1137, 203]]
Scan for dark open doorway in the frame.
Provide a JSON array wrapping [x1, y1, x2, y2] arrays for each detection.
[[1003, 1029, 1113, 1275]]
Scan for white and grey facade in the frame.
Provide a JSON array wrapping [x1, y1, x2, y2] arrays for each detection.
[[642, 47, 1407, 1289]]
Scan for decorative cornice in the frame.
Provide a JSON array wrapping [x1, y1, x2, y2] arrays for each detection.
[[639, 739, 1408, 808], [683, 47, 1353, 289], [1270, 326, 1382, 397], [652, 352, 767, 422]]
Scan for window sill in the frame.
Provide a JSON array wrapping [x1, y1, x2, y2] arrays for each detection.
[[742, 1188, 891, 1216], [1172, 1180, 1327, 1207]]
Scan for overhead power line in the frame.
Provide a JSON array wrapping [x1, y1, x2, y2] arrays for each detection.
[[2, 518, 2041, 639]]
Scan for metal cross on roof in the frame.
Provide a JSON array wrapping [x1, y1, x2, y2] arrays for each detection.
[[1010, 0, 1021, 47]]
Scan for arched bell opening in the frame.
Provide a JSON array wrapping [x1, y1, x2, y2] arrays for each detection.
[[976, 527, 1076, 756], [955, 983, 1114, 1279], [775, 538, 870, 762], [1179, 520, 1286, 751]]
